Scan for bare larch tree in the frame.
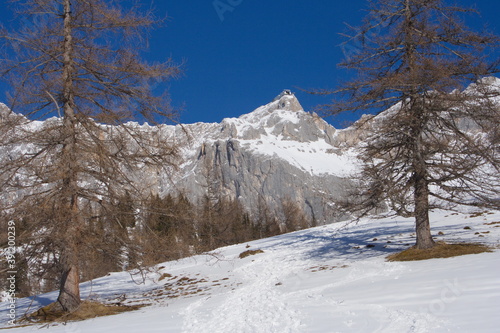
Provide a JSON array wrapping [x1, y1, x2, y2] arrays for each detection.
[[316, 0, 499, 249], [0, 0, 180, 312]]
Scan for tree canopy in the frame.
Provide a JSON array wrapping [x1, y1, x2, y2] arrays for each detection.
[[318, 0, 500, 248], [0, 0, 180, 312]]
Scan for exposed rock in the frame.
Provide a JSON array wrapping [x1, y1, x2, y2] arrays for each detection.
[[156, 92, 356, 224]]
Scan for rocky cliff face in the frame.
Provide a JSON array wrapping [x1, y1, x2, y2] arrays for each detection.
[[154, 92, 359, 224]]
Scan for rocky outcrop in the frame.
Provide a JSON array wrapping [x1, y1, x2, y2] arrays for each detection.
[[157, 92, 356, 224]]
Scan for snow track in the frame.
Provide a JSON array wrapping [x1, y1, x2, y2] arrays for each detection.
[[182, 250, 303, 333]]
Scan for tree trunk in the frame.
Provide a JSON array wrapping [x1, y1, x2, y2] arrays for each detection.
[[403, 0, 435, 250], [57, 254, 81, 312], [57, 0, 82, 312], [410, 103, 435, 250], [414, 172, 435, 249], [411, 98, 435, 249]]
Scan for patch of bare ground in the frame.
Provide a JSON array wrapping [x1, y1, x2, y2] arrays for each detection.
[[387, 242, 493, 262], [144, 274, 212, 299], [308, 265, 349, 272], [20, 301, 143, 325]]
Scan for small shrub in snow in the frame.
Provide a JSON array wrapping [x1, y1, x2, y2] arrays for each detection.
[[239, 249, 264, 259]]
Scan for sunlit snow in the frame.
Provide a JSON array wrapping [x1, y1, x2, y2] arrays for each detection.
[[2, 209, 500, 332]]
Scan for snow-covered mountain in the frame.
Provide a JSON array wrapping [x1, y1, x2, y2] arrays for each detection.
[[2, 209, 499, 332], [0, 90, 361, 224], [150, 91, 359, 223], [153, 78, 500, 222], [2, 78, 499, 223]]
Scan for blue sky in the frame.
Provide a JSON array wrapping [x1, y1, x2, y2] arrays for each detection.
[[1, 0, 499, 128], [151, 0, 374, 127]]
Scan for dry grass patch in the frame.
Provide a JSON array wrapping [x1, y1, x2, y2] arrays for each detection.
[[387, 242, 493, 262], [484, 221, 500, 226], [22, 301, 143, 324], [239, 249, 264, 259], [158, 273, 173, 281]]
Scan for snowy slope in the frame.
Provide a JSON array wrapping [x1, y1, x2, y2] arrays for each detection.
[[2, 209, 500, 332]]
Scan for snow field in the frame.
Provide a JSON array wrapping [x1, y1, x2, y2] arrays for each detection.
[[1, 209, 500, 332]]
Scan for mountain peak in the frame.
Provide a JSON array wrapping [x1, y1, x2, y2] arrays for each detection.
[[231, 90, 305, 128], [272, 89, 293, 101], [271, 90, 303, 113]]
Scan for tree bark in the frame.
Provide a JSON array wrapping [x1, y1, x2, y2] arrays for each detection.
[[410, 97, 435, 249], [57, 252, 81, 312], [57, 0, 82, 312], [409, 96, 435, 249], [413, 169, 435, 249]]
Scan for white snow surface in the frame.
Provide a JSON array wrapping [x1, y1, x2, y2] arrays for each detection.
[[238, 135, 359, 177], [2, 209, 500, 332]]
